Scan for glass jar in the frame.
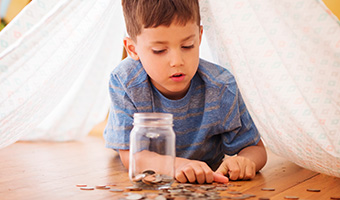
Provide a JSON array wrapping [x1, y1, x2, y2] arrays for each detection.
[[129, 113, 175, 190]]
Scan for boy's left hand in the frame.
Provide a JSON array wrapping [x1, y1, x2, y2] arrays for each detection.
[[215, 156, 256, 180]]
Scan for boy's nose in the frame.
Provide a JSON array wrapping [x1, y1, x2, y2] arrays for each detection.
[[170, 50, 184, 67]]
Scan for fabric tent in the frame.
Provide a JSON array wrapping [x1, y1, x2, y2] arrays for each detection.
[[0, 0, 125, 143], [0, 0, 339, 177]]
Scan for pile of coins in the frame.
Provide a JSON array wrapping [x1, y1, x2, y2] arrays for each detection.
[[132, 170, 173, 189], [116, 183, 255, 200], [163, 183, 255, 200]]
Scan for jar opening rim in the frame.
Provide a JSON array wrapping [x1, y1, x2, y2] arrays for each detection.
[[133, 113, 173, 119], [133, 113, 173, 125]]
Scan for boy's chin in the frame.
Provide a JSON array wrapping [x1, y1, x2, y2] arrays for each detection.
[[163, 89, 188, 100]]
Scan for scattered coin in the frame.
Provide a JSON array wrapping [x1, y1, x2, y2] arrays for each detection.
[[215, 186, 228, 191], [144, 193, 158, 199], [76, 184, 87, 187], [106, 183, 117, 186], [125, 193, 144, 200], [125, 186, 143, 191], [158, 186, 171, 191], [261, 188, 275, 191], [96, 185, 110, 189], [228, 191, 242, 195], [284, 196, 299, 200], [243, 194, 256, 198], [306, 188, 321, 192], [109, 188, 124, 192], [154, 195, 167, 200], [200, 185, 216, 190], [79, 187, 95, 190]]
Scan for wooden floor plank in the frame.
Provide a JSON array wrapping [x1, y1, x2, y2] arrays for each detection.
[[271, 173, 340, 200], [0, 136, 339, 200]]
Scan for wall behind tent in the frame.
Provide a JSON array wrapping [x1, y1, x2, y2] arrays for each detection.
[[323, 0, 340, 19], [0, 0, 31, 27]]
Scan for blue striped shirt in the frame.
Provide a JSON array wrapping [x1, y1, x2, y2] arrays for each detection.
[[104, 57, 260, 169]]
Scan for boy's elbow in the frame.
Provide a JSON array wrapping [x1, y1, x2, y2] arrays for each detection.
[[256, 139, 268, 171], [118, 149, 130, 169]]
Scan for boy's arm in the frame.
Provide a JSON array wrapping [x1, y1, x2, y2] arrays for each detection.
[[215, 139, 267, 180], [119, 150, 228, 184], [118, 150, 129, 169]]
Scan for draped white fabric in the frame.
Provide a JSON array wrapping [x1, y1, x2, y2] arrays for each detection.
[[200, 0, 340, 177], [0, 0, 339, 177], [0, 0, 125, 147]]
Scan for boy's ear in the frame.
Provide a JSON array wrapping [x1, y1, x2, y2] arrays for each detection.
[[199, 25, 203, 45], [123, 37, 139, 60]]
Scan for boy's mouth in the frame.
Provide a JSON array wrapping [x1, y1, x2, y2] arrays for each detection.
[[170, 73, 185, 81], [171, 73, 183, 77]]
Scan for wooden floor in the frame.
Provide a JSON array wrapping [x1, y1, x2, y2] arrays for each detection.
[[0, 136, 339, 200]]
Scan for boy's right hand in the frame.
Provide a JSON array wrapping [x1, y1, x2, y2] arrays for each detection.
[[175, 158, 228, 184]]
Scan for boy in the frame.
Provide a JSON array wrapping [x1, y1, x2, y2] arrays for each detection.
[[104, 0, 267, 184]]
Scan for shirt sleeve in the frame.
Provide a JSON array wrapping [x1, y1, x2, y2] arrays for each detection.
[[221, 86, 260, 156], [104, 73, 136, 150]]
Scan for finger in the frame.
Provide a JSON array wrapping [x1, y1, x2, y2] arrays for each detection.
[[215, 162, 229, 176], [182, 167, 196, 183], [200, 164, 214, 183], [194, 167, 206, 184], [227, 160, 240, 180], [213, 172, 229, 183], [236, 159, 245, 180], [175, 170, 188, 183], [244, 162, 256, 180]]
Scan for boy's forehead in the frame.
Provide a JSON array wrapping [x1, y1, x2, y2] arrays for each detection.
[[137, 21, 200, 43], [149, 34, 196, 44]]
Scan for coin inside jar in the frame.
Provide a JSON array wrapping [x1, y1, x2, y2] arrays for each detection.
[[132, 171, 173, 189], [142, 169, 156, 175], [132, 173, 145, 182], [143, 174, 157, 184]]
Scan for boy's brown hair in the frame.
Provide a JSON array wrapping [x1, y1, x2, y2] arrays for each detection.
[[122, 0, 201, 41]]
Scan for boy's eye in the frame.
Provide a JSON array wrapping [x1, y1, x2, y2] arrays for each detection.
[[152, 49, 166, 54], [182, 45, 194, 49]]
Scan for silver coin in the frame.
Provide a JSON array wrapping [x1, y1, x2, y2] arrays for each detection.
[[132, 173, 146, 182], [126, 193, 144, 200], [306, 188, 321, 192], [261, 188, 275, 191], [151, 174, 163, 183], [126, 186, 142, 191], [79, 187, 94, 190], [284, 196, 299, 200], [154, 195, 167, 200], [109, 188, 124, 192]]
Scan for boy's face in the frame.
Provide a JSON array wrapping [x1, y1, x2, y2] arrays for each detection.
[[124, 21, 203, 100]]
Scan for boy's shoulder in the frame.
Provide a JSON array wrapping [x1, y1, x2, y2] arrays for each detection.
[[111, 57, 148, 88], [198, 58, 236, 88]]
